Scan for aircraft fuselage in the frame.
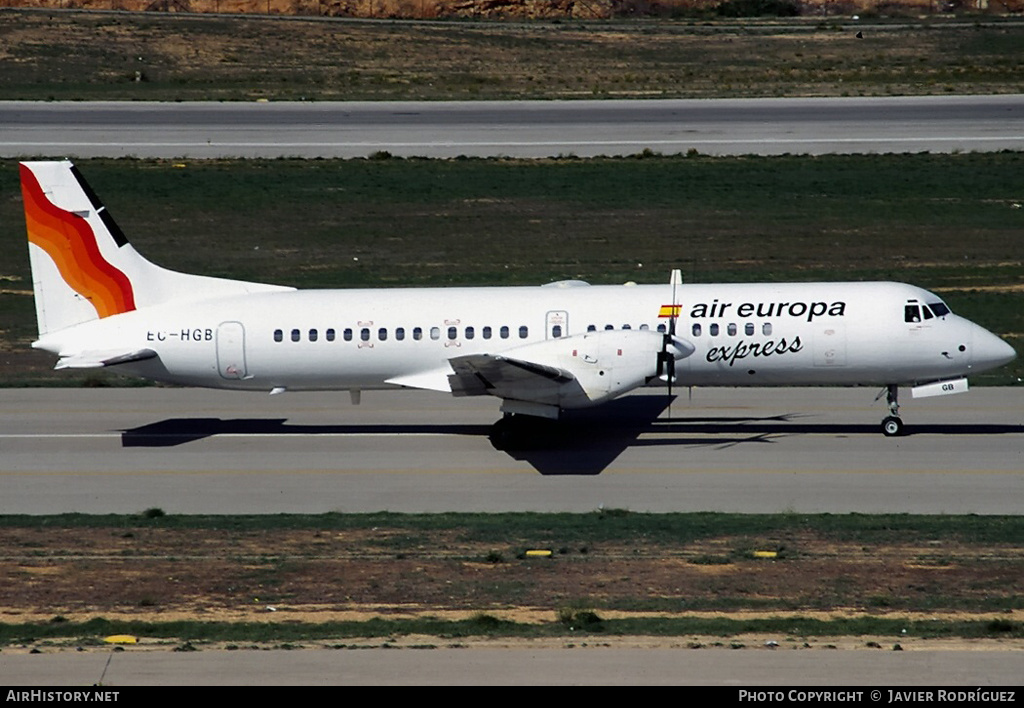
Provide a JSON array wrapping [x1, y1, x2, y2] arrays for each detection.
[[35, 280, 1005, 395]]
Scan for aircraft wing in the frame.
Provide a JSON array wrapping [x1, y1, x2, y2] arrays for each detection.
[[54, 348, 158, 370], [447, 353, 575, 399], [395, 328, 678, 417], [384, 368, 454, 393]]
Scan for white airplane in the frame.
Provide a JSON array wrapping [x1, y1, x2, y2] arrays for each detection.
[[20, 160, 1016, 436]]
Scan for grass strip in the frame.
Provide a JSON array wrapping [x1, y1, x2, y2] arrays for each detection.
[[5, 615, 1022, 645], [3, 510, 1024, 545]]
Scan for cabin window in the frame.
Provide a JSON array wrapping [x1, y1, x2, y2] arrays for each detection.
[[344, 328, 353, 342], [551, 325, 562, 338], [639, 324, 649, 331], [500, 326, 510, 339], [431, 327, 441, 340], [727, 323, 737, 336], [657, 323, 667, 334], [291, 329, 300, 342], [692, 323, 702, 337], [309, 329, 318, 342], [274, 329, 283, 342], [622, 324, 631, 330], [604, 324, 614, 330], [326, 328, 336, 342], [483, 326, 492, 339], [745, 323, 755, 336], [448, 326, 457, 340], [413, 327, 423, 341], [587, 324, 597, 332], [710, 323, 720, 336], [361, 328, 370, 342], [763, 323, 772, 336], [466, 326, 475, 340], [396, 327, 405, 341], [378, 328, 387, 341], [519, 326, 529, 339]]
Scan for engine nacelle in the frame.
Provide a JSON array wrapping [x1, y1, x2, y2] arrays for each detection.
[[503, 329, 692, 410]]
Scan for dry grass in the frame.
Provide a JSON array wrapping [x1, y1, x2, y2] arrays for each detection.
[[1, 10, 1022, 101], [10, 0, 1023, 20], [4, 525, 1022, 620]]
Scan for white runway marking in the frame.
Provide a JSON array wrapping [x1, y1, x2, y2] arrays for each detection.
[[0, 432, 454, 438]]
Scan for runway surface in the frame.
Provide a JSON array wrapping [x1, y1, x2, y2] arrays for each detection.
[[2, 95, 1022, 158], [1, 386, 1020, 515], [4, 645, 1022, 686], [4, 386, 1021, 685]]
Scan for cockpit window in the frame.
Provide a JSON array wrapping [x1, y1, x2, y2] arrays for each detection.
[[921, 305, 934, 320], [905, 305, 921, 323], [929, 302, 951, 317]]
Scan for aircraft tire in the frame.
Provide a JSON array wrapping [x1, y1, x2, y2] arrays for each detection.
[[881, 416, 904, 437]]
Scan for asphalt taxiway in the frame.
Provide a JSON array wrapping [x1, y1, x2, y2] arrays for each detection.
[[2, 95, 1022, 158], [3, 644, 1023, 686], [1, 386, 1020, 515]]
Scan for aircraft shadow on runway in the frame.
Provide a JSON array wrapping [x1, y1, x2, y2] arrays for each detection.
[[120, 419, 494, 446], [120, 399, 1024, 477], [495, 410, 1024, 475], [118, 396, 677, 475], [488, 394, 675, 475]]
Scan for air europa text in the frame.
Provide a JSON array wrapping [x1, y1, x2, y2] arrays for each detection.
[[690, 300, 847, 323]]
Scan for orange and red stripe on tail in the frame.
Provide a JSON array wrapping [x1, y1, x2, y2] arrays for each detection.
[[20, 163, 136, 319]]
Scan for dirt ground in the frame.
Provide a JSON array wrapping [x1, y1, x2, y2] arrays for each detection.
[[9, 0, 1016, 21], [7, 632, 1023, 654], [3, 525, 1022, 651]]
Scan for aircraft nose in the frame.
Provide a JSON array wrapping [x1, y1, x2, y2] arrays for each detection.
[[971, 325, 1017, 372]]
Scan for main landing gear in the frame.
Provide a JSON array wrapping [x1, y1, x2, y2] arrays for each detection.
[[490, 412, 551, 451], [880, 384, 905, 437]]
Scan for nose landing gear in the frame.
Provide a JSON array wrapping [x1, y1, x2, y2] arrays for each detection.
[[879, 384, 904, 437]]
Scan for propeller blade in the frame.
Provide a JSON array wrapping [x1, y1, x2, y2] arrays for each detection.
[[666, 269, 682, 402]]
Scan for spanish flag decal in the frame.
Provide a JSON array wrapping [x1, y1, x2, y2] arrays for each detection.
[[659, 304, 681, 318], [21, 164, 136, 319]]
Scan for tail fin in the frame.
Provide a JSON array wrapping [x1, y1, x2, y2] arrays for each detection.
[[21, 160, 292, 337]]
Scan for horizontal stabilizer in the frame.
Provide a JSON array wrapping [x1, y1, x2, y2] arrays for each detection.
[[55, 348, 157, 370]]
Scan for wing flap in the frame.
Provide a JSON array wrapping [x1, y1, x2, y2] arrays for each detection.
[[448, 353, 575, 399]]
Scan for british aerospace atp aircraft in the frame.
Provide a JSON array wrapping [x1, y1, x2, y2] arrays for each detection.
[[21, 160, 1016, 436]]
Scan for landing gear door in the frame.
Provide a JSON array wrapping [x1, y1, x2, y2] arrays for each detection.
[[217, 321, 247, 380]]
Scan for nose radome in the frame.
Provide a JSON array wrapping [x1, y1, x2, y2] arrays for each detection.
[[971, 326, 1017, 371]]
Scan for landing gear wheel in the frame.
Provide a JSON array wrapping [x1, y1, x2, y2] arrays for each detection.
[[881, 416, 904, 437], [878, 384, 905, 437]]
